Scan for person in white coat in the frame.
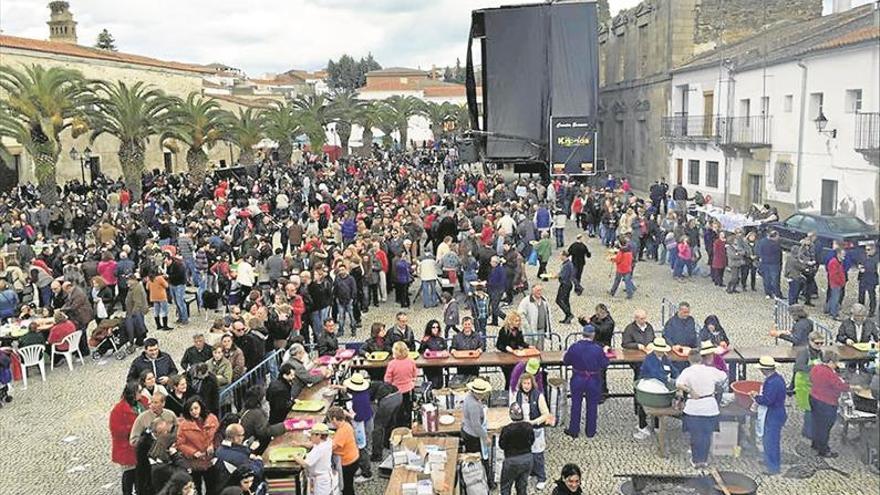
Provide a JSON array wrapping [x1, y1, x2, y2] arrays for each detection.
[[292, 423, 336, 495], [517, 284, 554, 349]]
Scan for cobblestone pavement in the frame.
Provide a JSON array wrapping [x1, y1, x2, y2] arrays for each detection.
[[0, 225, 876, 495]]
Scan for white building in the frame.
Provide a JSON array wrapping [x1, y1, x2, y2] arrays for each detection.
[[662, 3, 879, 224]]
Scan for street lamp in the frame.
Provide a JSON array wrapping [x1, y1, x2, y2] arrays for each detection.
[[814, 109, 837, 138], [68, 146, 92, 182]]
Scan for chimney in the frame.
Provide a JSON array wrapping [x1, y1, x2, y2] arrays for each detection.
[[47, 1, 78, 44], [832, 0, 852, 13]]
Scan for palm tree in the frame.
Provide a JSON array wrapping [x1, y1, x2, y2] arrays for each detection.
[[350, 99, 382, 157], [327, 88, 359, 156], [0, 101, 27, 166], [89, 80, 171, 201], [382, 95, 423, 150], [454, 103, 471, 136], [161, 93, 230, 183], [0, 64, 93, 203], [293, 94, 332, 153], [228, 108, 264, 166], [262, 101, 301, 163], [422, 101, 457, 141], [374, 102, 400, 149]]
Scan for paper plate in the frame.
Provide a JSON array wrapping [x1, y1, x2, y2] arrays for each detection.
[[439, 414, 455, 426], [367, 351, 389, 362], [292, 399, 325, 412]]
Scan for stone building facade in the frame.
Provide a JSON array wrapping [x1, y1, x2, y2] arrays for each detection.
[[598, 0, 822, 190]]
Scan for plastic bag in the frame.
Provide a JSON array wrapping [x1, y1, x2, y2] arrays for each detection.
[[527, 250, 538, 266]]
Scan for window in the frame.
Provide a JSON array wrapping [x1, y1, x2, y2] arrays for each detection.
[[785, 215, 803, 228], [399, 77, 408, 84], [821, 180, 838, 216], [799, 215, 818, 232], [784, 95, 793, 113], [845, 89, 862, 113], [706, 161, 719, 188], [688, 160, 700, 185], [809, 92, 824, 119]]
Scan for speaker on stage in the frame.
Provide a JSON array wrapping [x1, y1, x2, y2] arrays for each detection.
[[458, 139, 480, 163]]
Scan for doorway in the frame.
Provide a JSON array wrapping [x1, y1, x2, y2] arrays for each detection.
[[821, 179, 838, 215], [747, 174, 763, 206], [163, 152, 174, 174], [703, 91, 714, 136], [676, 159, 683, 185], [88, 156, 100, 182]]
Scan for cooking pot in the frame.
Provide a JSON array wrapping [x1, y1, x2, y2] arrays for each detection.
[[618, 471, 759, 495]]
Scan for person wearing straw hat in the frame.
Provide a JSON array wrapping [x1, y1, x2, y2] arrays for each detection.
[[291, 423, 336, 495], [633, 337, 678, 440], [563, 324, 609, 439], [341, 373, 374, 481], [675, 346, 728, 468], [750, 356, 787, 475], [462, 378, 494, 490]]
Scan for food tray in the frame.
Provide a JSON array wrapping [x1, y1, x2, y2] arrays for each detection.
[[408, 351, 420, 360], [512, 348, 540, 358], [366, 351, 390, 362], [851, 342, 873, 352], [316, 355, 338, 366], [451, 350, 481, 359], [309, 368, 325, 377], [335, 349, 355, 360], [283, 417, 316, 431], [292, 399, 326, 412], [268, 446, 308, 463], [424, 350, 450, 359]]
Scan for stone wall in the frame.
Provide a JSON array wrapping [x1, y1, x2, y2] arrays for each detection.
[[694, 0, 823, 47]]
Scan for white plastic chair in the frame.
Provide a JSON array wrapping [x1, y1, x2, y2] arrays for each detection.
[[18, 345, 46, 389], [51, 330, 84, 371]]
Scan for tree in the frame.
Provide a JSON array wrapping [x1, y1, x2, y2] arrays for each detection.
[[327, 88, 359, 156], [95, 29, 117, 51], [293, 94, 333, 153], [421, 101, 457, 141], [262, 101, 301, 163], [453, 58, 465, 83], [454, 103, 471, 136], [373, 103, 399, 149], [0, 64, 93, 204], [382, 95, 423, 150], [89, 80, 171, 201], [349, 99, 382, 157], [228, 108, 264, 166], [357, 53, 382, 86], [161, 93, 231, 183], [0, 101, 27, 167], [327, 53, 382, 91], [443, 66, 454, 83]]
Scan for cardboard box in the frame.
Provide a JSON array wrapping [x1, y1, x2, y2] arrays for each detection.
[[402, 483, 418, 495], [712, 420, 739, 456]]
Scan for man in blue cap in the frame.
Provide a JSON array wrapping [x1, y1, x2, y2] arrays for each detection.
[[563, 324, 610, 438]]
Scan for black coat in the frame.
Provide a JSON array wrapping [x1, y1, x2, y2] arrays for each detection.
[[266, 377, 294, 424]]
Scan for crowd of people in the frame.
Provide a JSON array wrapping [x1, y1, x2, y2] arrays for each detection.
[[0, 143, 876, 495]]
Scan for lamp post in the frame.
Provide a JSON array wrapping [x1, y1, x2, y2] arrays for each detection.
[[814, 109, 837, 138], [68, 146, 92, 183]]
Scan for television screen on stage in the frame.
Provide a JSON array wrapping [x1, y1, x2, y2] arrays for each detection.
[[550, 116, 597, 176]]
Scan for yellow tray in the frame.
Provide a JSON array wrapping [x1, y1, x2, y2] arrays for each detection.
[[408, 351, 420, 360], [268, 446, 307, 463], [292, 399, 325, 412], [851, 342, 873, 352], [366, 351, 389, 362]]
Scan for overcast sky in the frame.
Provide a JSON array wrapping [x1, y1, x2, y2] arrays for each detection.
[[0, 0, 866, 77]]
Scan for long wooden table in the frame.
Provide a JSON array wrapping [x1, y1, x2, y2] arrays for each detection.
[[410, 407, 511, 437], [262, 371, 338, 495], [384, 437, 459, 495]]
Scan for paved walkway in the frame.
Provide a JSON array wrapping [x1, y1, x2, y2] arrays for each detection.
[[0, 226, 875, 494]]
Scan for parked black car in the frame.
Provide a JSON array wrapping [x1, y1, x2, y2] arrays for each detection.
[[768, 213, 879, 260]]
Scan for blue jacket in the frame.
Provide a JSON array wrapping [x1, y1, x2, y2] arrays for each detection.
[[0, 289, 19, 319], [559, 259, 574, 285], [394, 259, 412, 284], [564, 340, 609, 373], [487, 265, 507, 293], [756, 237, 782, 266], [341, 219, 357, 241], [535, 208, 551, 230], [663, 316, 698, 348], [754, 372, 787, 425], [859, 253, 878, 287], [639, 353, 679, 383]]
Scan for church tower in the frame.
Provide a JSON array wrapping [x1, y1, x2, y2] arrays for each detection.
[[47, 1, 78, 44]]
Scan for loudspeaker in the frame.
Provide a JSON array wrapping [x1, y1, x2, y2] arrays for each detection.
[[458, 139, 480, 163]]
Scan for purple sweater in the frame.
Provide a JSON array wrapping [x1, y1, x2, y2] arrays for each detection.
[[351, 389, 373, 422]]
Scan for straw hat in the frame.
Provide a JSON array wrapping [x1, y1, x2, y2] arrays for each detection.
[[525, 358, 541, 376], [650, 337, 671, 353], [466, 378, 493, 395], [343, 373, 370, 392], [308, 423, 334, 436], [699, 340, 718, 356], [757, 356, 778, 370]]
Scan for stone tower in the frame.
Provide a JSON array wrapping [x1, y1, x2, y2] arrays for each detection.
[[47, 1, 77, 44]]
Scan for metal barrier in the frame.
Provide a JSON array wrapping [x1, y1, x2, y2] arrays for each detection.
[[660, 298, 678, 326], [815, 322, 835, 344], [773, 298, 792, 333], [219, 348, 284, 413]]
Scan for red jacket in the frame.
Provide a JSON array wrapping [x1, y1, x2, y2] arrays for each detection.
[[711, 239, 728, 269], [809, 363, 849, 406], [47, 320, 77, 351], [291, 294, 305, 331], [108, 399, 139, 466], [615, 249, 634, 274], [176, 415, 220, 472], [827, 257, 846, 288], [375, 249, 389, 273]]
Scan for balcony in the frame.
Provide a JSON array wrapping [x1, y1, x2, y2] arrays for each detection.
[[660, 114, 718, 141], [854, 112, 880, 166], [718, 116, 772, 147]]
